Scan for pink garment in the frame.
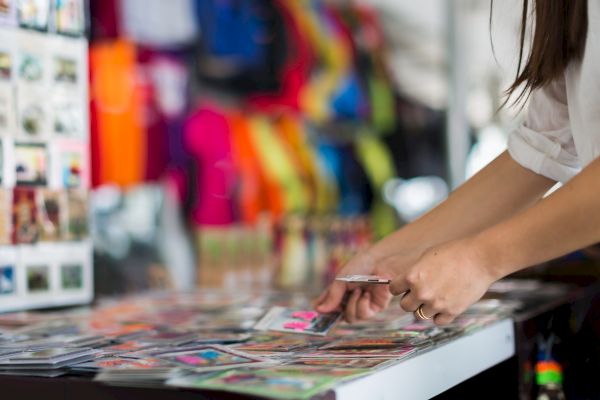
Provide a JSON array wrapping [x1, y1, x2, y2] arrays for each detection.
[[184, 105, 236, 226]]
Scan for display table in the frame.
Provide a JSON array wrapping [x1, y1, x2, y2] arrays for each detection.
[[334, 319, 514, 400], [0, 319, 515, 400]]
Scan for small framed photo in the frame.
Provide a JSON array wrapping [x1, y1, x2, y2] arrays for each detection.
[[53, 56, 77, 85], [17, 0, 50, 31], [53, 139, 87, 188], [15, 142, 47, 186], [26, 264, 49, 293], [0, 0, 17, 26], [12, 187, 38, 243], [37, 189, 64, 241], [18, 51, 43, 83], [60, 263, 82, 290], [65, 189, 87, 240], [53, 0, 84, 37], [0, 51, 11, 81], [0, 264, 16, 295], [53, 100, 82, 137]]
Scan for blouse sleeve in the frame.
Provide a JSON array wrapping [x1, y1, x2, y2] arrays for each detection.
[[507, 74, 580, 183]]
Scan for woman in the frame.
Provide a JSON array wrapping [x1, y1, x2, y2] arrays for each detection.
[[315, 0, 597, 325]]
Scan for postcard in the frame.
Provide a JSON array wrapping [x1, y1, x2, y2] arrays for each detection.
[[157, 345, 269, 372], [254, 307, 341, 336], [14, 143, 47, 185], [12, 187, 39, 243]]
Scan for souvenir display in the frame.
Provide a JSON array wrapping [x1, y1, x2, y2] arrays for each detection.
[[0, 289, 517, 398], [0, 11, 90, 313]]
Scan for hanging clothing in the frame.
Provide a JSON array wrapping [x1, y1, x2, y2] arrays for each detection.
[[184, 104, 236, 226], [119, 0, 198, 48], [90, 39, 146, 187]]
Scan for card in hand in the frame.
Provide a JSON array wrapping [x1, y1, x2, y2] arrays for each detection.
[[335, 275, 391, 284], [253, 307, 341, 336]]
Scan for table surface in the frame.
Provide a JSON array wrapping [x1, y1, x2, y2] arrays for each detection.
[[0, 319, 515, 400]]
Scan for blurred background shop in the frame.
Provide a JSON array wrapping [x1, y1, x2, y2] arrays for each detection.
[[85, 0, 528, 295]]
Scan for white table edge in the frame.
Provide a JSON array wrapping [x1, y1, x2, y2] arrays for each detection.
[[333, 318, 515, 400]]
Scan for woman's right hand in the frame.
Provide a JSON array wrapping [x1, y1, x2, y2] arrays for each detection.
[[314, 249, 420, 323]]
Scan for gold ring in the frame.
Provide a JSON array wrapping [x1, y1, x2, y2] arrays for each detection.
[[415, 305, 432, 320]]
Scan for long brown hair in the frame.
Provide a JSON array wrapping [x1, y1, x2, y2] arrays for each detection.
[[499, 0, 588, 105]]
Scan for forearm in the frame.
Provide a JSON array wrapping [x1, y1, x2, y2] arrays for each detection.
[[368, 151, 555, 261], [477, 155, 600, 280]]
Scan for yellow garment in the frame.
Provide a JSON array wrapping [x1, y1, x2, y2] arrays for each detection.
[[287, 0, 351, 123], [274, 114, 337, 213], [248, 116, 310, 214], [355, 132, 398, 237]]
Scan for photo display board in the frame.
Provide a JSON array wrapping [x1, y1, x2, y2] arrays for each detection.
[[0, 0, 92, 312]]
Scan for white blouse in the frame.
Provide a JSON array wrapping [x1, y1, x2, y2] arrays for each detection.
[[508, 1, 600, 183]]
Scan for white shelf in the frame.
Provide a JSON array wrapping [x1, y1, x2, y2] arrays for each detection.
[[334, 318, 515, 400]]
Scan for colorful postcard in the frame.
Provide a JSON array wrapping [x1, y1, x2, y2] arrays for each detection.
[[37, 189, 64, 241], [54, 0, 84, 36], [254, 306, 341, 336], [26, 264, 49, 293], [60, 263, 82, 290], [12, 187, 39, 243], [53, 100, 83, 137], [157, 345, 269, 372], [15, 143, 47, 185], [17, 0, 50, 31], [17, 51, 43, 82], [167, 369, 338, 400], [65, 189, 87, 240], [16, 86, 50, 140], [0, 264, 15, 295], [0, 0, 17, 25], [53, 56, 77, 84], [0, 51, 11, 80], [55, 139, 87, 187]]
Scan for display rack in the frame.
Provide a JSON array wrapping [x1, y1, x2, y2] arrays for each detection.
[[0, 0, 91, 313]]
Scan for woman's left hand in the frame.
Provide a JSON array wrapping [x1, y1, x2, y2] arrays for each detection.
[[389, 238, 497, 325]]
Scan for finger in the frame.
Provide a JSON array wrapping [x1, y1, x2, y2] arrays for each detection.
[[434, 313, 457, 326], [315, 281, 348, 313], [344, 288, 362, 323], [356, 291, 375, 320], [312, 289, 329, 309], [399, 291, 421, 313], [389, 277, 410, 297]]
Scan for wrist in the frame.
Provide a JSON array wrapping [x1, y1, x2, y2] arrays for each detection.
[[465, 232, 506, 282]]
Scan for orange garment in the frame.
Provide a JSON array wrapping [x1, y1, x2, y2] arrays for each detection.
[[228, 113, 279, 223], [90, 40, 145, 187]]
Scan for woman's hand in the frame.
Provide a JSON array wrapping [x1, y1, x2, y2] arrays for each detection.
[[314, 250, 421, 323], [389, 239, 497, 325]]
